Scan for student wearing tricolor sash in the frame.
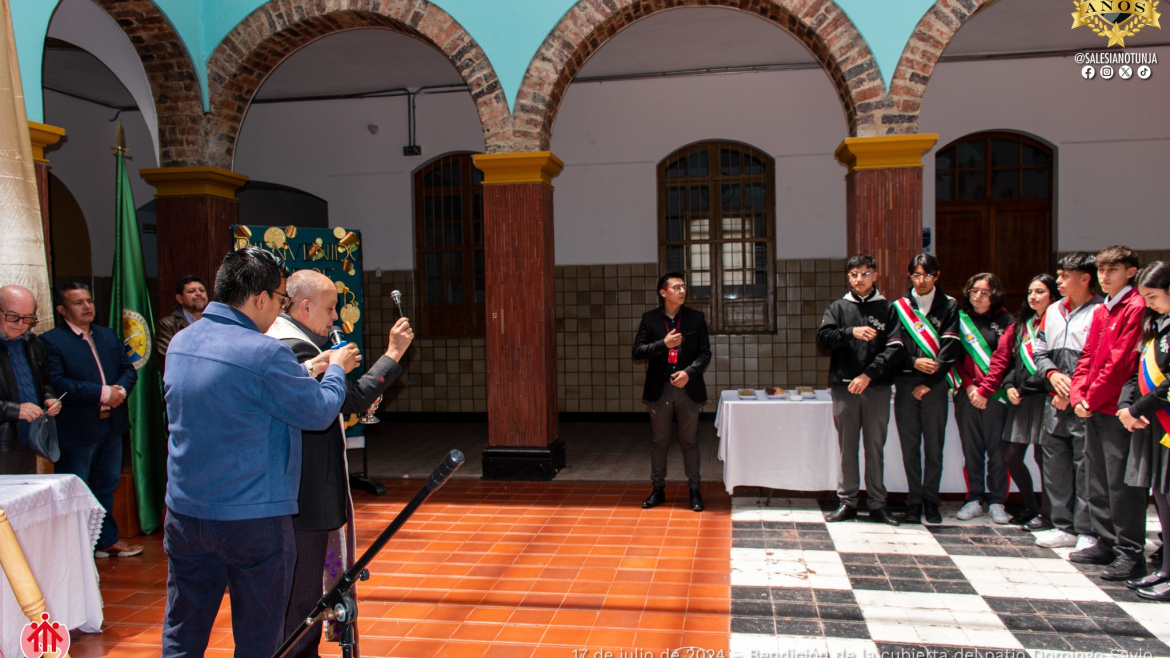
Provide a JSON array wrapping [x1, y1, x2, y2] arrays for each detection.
[[1117, 261, 1170, 599], [890, 253, 962, 525], [1069, 245, 1147, 581], [953, 273, 1015, 524], [816, 254, 903, 526]]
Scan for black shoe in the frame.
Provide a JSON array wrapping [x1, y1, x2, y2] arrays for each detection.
[[900, 505, 922, 524], [1100, 555, 1146, 581], [1010, 508, 1040, 525], [1151, 545, 1164, 568], [923, 503, 942, 525], [1126, 570, 1170, 590], [1069, 543, 1114, 565], [642, 487, 666, 509], [826, 503, 857, 522], [1022, 515, 1053, 532], [1137, 581, 1170, 601], [689, 488, 705, 512], [869, 508, 900, 526]]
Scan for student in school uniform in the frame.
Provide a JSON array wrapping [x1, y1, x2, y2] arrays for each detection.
[[816, 254, 903, 525], [953, 273, 1015, 524], [890, 253, 963, 525], [1069, 245, 1148, 581], [1117, 261, 1170, 600], [1031, 253, 1104, 550]]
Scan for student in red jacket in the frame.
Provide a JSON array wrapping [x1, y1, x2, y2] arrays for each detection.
[[1069, 245, 1148, 581]]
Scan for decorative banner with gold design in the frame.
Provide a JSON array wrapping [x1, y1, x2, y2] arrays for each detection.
[[231, 225, 367, 433]]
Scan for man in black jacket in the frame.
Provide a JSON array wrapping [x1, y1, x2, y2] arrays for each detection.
[[890, 253, 963, 524], [816, 254, 902, 525], [268, 270, 412, 658], [633, 272, 711, 512], [0, 285, 60, 475]]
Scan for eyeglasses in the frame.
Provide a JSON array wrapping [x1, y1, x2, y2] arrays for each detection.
[[664, 284, 687, 292], [0, 308, 38, 326], [969, 289, 992, 299], [273, 290, 292, 308], [909, 273, 937, 281], [847, 271, 873, 280]]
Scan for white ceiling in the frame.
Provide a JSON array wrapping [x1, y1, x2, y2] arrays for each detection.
[[44, 1, 1169, 110]]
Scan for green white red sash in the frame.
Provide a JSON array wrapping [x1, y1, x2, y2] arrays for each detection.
[[958, 310, 1006, 403], [1018, 317, 1038, 376], [1138, 338, 1170, 448], [893, 297, 960, 391]]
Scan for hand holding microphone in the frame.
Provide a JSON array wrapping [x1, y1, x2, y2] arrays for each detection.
[[328, 343, 362, 374]]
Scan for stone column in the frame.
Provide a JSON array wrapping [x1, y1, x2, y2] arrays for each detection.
[[27, 122, 65, 278], [139, 167, 249, 316], [472, 152, 565, 480], [834, 135, 938, 297]]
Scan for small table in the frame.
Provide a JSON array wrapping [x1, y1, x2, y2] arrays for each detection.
[[0, 474, 105, 656], [715, 389, 1037, 495]]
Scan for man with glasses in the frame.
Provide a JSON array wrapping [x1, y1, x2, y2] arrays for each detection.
[[0, 285, 61, 474], [817, 254, 903, 525], [41, 282, 141, 556], [890, 253, 962, 524], [633, 272, 711, 512]]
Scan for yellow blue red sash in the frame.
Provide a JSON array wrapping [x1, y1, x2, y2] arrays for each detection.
[[1138, 339, 1170, 448]]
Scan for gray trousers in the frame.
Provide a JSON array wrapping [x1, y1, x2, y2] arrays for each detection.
[[648, 384, 701, 488], [831, 384, 892, 509], [1085, 413, 1148, 560], [894, 378, 950, 507], [1041, 421, 1091, 535], [954, 393, 1011, 505]]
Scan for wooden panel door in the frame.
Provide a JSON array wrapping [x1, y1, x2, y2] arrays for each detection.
[[935, 206, 988, 296], [991, 203, 1052, 307]]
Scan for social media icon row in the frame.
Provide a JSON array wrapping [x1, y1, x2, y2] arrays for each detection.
[[1082, 64, 1152, 79]]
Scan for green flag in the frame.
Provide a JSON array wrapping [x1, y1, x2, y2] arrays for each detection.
[[109, 140, 166, 535]]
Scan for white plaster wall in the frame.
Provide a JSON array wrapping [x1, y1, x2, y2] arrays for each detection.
[[234, 91, 485, 271], [551, 67, 851, 264], [920, 46, 1170, 252], [42, 91, 157, 278]]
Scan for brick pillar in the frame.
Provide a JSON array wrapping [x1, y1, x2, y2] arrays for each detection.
[[139, 167, 250, 316], [472, 152, 565, 480], [27, 122, 66, 278], [835, 135, 938, 298]]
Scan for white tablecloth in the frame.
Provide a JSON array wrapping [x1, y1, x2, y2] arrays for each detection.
[[715, 389, 1039, 495], [0, 474, 105, 656]]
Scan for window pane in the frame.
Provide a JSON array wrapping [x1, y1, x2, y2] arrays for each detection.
[[442, 195, 462, 219], [689, 218, 709, 241], [749, 269, 768, 298], [956, 141, 984, 169], [753, 243, 768, 269], [936, 147, 955, 170], [747, 183, 765, 210], [990, 139, 1019, 168], [474, 277, 485, 304], [425, 278, 442, 304], [665, 157, 687, 178], [443, 223, 462, 247], [666, 245, 685, 271], [690, 186, 708, 212], [753, 214, 766, 239], [1022, 143, 1051, 167], [721, 149, 741, 176], [721, 184, 741, 212], [443, 252, 463, 276], [472, 194, 482, 221], [423, 224, 441, 248], [444, 278, 464, 304], [744, 154, 765, 175], [666, 186, 685, 213], [665, 216, 683, 241], [936, 172, 955, 202], [991, 170, 1019, 200], [690, 242, 709, 270], [472, 221, 483, 246], [424, 253, 440, 274], [688, 150, 708, 177], [422, 197, 441, 223], [474, 250, 484, 275], [472, 166, 484, 185], [722, 216, 748, 240], [958, 171, 985, 200], [1021, 168, 1051, 199]]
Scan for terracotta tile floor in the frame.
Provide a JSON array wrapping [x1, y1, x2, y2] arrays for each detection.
[[68, 480, 730, 657]]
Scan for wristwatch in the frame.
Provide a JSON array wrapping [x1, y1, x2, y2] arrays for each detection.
[[305, 360, 316, 377]]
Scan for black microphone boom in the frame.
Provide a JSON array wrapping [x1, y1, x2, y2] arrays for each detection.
[[272, 450, 465, 658]]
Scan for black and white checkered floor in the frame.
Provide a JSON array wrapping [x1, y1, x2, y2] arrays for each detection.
[[730, 497, 1168, 658]]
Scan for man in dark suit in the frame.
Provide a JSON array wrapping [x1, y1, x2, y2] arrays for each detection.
[[267, 270, 413, 657], [0, 285, 60, 474], [633, 272, 711, 512], [42, 282, 141, 557]]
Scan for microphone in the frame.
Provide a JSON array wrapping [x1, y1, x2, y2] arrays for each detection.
[[425, 449, 465, 493], [328, 326, 348, 350], [390, 290, 404, 319]]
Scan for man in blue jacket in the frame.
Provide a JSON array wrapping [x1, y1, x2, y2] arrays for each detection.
[[161, 247, 361, 657], [42, 282, 140, 557]]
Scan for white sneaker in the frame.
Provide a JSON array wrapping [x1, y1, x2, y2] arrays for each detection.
[[1074, 534, 1099, 551], [956, 500, 984, 520], [1036, 529, 1077, 548], [988, 503, 1010, 524]]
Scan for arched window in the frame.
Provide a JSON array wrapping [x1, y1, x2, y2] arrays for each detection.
[[934, 132, 1054, 303], [658, 141, 775, 333], [414, 152, 485, 336]]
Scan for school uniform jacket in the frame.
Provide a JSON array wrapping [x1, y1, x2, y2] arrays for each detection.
[[1033, 294, 1103, 435], [1071, 286, 1146, 415], [955, 307, 1015, 395], [816, 289, 901, 387], [890, 286, 963, 390]]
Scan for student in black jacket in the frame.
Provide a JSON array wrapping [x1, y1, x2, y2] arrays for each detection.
[[890, 253, 963, 524], [816, 254, 903, 525]]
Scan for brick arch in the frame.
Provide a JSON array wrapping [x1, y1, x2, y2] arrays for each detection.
[[510, 0, 886, 152], [888, 0, 1000, 135], [203, 1, 507, 170], [91, 0, 203, 166]]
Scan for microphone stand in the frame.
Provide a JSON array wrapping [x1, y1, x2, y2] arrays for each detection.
[[273, 449, 465, 658]]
